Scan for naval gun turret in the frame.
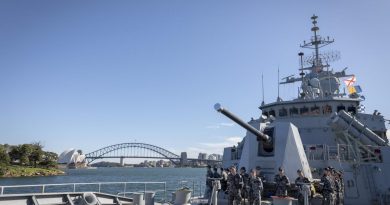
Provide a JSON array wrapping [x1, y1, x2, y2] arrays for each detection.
[[214, 103, 312, 182], [214, 103, 270, 143]]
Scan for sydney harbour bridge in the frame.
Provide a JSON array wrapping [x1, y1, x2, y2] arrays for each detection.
[[84, 143, 221, 166]]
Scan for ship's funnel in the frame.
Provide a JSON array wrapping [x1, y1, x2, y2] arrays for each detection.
[[214, 103, 270, 142]]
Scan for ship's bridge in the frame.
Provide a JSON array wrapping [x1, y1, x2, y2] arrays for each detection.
[[260, 97, 360, 119]]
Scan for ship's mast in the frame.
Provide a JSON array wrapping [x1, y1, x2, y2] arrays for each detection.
[[300, 15, 334, 72], [277, 15, 354, 100]]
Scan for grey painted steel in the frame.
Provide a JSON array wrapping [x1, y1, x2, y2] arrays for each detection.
[[338, 110, 388, 146], [219, 15, 390, 205], [214, 103, 270, 142]]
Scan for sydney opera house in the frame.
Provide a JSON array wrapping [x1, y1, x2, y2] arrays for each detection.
[[58, 149, 86, 167]]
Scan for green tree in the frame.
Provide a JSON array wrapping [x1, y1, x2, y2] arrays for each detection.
[[8, 145, 21, 163], [29, 143, 43, 167], [41, 151, 58, 168], [20, 144, 33, 165], [0, 145, 10, 165]]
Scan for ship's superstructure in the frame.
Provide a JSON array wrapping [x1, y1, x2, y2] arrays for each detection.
[[218, 15, 390, 205]]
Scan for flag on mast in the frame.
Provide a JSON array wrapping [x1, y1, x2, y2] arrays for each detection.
[[344, 75, 356, 86]]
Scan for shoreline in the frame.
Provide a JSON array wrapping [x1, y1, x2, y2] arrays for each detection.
[[0, 165, 65, 178]]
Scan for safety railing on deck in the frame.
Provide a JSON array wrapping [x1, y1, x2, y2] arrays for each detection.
[[0, 180, 207, 203], [0, 181, 167, 201], [304, 144, 383, 162]]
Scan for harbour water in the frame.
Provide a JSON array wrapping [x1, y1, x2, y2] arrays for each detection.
[[0, 167, 207, 200]]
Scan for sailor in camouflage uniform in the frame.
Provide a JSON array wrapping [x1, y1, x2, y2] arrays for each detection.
[[249, 168, 263, 205], [321, 168, 335, 205], [295, 169, 310, 205], [274, 167, 290, 197], [240, 167, 250, 202], [334, 171, 344, 205], [227, 166, 243, 205]]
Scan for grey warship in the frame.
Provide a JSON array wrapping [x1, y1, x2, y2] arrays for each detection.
[[216, 15, 390, 205]]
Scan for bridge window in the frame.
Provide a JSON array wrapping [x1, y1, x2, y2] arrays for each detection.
[[289, 107, 299, 116], [311, 106, 320, 115], [337, 105, 346, 112], [269, 110, 276, 117], [263, 111, 269, 117], [300, 107, 309, 115], [279, 108, 288, 117], [348, 106, 356, 115], [323, 105, 332, 114]]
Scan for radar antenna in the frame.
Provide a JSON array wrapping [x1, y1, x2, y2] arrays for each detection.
[[300, 15, 334, 72]]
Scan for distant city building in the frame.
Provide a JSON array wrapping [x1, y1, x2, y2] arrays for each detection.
[[208, 153, 222, 161], [180, 152, 188, 166], [198, 153, 207, 160]]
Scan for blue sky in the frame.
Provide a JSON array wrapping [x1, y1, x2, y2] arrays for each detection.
[[1, 0, 389, 159]]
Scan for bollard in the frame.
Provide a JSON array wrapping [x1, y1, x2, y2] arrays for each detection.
[[174, 189, 191, 205], [171, 192, 176, 203], [131, 192, 145, 205], [144, 191, 155, 205]]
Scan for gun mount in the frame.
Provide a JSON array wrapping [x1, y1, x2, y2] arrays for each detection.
[[214, 103, 271, 143]]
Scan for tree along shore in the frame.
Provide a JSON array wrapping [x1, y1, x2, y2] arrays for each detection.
[[0, 143, 64, 177]]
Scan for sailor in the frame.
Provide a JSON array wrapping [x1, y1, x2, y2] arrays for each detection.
[[205, 165, 213, 199], [212, 167, 221, 192], [295, 169, 310, 205], [321, 168, 335, 205], [249, 168, 263, 205], [227, 166, 243, 205], [240, 167, 250, 201], [220, 167, 228, 192], [255, 166, 266, 182], [213, 167, 221, 178], [334, 171, 344, 205], [274, 167, 290, 197]]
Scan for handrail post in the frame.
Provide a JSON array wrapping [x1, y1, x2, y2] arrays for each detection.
[[200, 183, 202, 198], [1, 186, 3, 195], [42, 185, 45, 193], [192, 181, 195, 196], [123, 183, 126, 197], [73, 184, 76, 192], [144, 183, 146, 197], [98, 183, 101, 193], [164, 182, 167, 202]]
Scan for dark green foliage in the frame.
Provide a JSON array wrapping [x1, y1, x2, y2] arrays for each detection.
[[0, 143, 59, 175], [0, 145, 10, 165], [29, 143, 44, 167], [40, 152, 58, 168]]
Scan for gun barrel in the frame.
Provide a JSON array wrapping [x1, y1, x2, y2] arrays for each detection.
[[214, 103, 270, 142]]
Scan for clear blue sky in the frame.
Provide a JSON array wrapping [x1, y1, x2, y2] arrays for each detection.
[[1, 0, 389, 158]]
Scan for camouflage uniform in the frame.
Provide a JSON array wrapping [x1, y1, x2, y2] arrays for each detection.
[[274, 174, 290, 197], [249, 175, 263, 205], [334, 176, 344, 205], [321, 175, 335, 205], [241, 172, 250, 200], [227, 173, 243, 205], [295, 176, 310, 205]]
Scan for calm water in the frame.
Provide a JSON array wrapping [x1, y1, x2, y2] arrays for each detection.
[[0, 167, 207, 199]]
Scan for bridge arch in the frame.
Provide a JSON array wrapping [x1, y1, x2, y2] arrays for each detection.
[[84, 143, 180, 165]]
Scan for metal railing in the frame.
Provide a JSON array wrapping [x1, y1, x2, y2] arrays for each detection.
[[0, 181, 167, 201], [0, 180, 207, 202], [305, 144, 382, 162]]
